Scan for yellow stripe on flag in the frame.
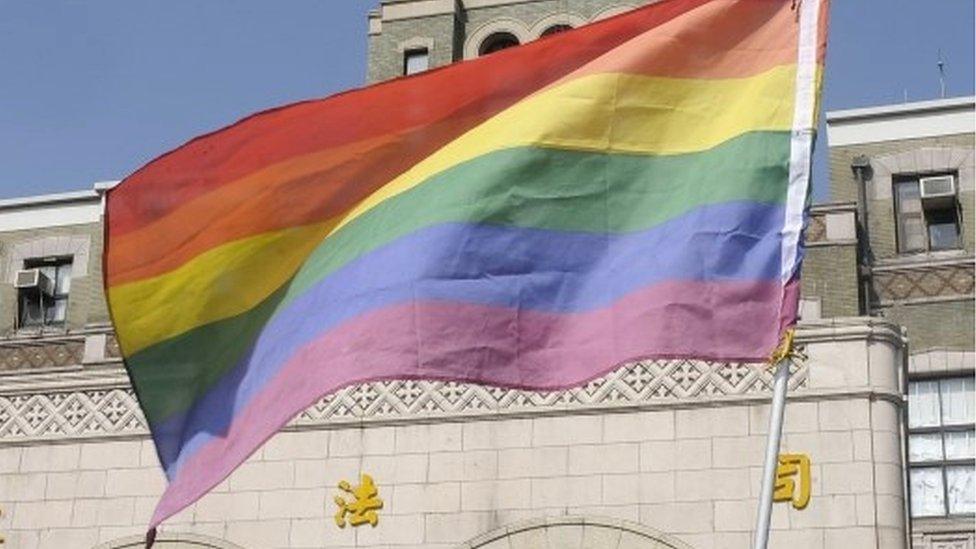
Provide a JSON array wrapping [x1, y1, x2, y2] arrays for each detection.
[[332, 65, 796, 235], [110, 222, 331, 355], [110, 66, 796, 355]]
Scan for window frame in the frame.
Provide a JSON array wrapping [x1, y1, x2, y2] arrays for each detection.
[[540, 24, 573, 37], [908, 376, 976, 518], [892, 172, 962, 254], [402, 47, 430, 76], [19, 256, 73, 328], [478, 32, 520, 56]]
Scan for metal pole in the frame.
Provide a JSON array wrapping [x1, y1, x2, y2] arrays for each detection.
[[752, 358, 791, 549], [851, 156, 872, 316]]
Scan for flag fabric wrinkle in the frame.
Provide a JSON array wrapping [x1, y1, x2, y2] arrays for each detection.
[[102, 0, 829, 529]]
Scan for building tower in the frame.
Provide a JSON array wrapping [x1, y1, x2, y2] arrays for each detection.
[[366, 0, 643, 83]]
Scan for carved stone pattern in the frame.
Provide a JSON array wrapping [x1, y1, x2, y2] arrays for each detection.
[[0, 359, 807, 442], [294, 360, 807, 424], [0, 388, 145, 439], [0, 340, 84, 372], [105, 334, 121, 359], [805, 215, 827, 243], [875, 264, 975, 301]]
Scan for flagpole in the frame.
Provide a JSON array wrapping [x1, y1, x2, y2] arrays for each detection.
[[752, 357, 791, 549]]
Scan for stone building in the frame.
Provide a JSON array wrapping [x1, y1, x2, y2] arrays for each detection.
[[0, 1, 969, 548], [365, 0, 635, 83], [812, 97, 976, 547]]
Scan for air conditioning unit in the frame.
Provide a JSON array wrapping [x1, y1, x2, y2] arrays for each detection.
[[919, 174, 956, 200], [14, 269, 54, 296]]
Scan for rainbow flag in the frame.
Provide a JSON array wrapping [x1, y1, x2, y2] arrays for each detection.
[[105, 0, 828, 527]]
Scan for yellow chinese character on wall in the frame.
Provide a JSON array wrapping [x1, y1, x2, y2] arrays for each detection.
[[334, 474, 383, 528], [774, 453, 811, 510], [0, 505, 5, 545]]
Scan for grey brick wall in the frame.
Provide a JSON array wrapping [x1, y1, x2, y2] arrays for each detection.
[[85, 219, 111, 326], [867, 191, 974, 260], [801, 244, 860, 318], [813, 131, 974, 359], [367, 0, 649, 84], [830, 133, 974, 262], [0, 221, 106, 334], [880, 299, 975, 352], [828, 133, 974, 204], [368, 12, 460, 83]]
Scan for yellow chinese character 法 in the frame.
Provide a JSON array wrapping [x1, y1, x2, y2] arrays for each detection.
[[774, 453, 811, 510], [334, 474, 383, 528]]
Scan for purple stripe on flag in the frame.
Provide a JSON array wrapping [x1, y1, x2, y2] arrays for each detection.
[[150, 278, 782, 527], [150, 200, 785, 475]]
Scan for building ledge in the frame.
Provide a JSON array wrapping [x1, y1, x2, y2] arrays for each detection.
[[911, 515, 976, 535], [827, 95, 975, 124], [0, 325, 122, 376], [873, 251, 974, 271], [809, 201, 857, 214], [797, 316, 906, 347], [0, 180, 117, 212]]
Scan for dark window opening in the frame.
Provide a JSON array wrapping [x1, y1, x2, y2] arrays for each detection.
[[926, 207, 961, 251], [541, 24, 573, 37], [893, 174, 961, 254], [403, 48, 429, 76], [19, 257, 72, 328], [479, 32, 520, 56]]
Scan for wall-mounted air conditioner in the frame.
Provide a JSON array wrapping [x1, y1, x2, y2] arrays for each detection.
[[919, 174, 956, 200], [14, 268, 54, 296]]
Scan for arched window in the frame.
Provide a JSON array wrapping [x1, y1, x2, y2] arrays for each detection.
[[461, 516, 696, 549], [478, 32, 520, 56], [95, 532, 246, 549], [540, 24, 573, 37]]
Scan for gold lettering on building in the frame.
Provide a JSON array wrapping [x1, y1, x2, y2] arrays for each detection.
[[334, 474, 383, 528], [774, 453, 811, 509]]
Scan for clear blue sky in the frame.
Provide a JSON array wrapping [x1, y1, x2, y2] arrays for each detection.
[[0, 1, 972, 201]]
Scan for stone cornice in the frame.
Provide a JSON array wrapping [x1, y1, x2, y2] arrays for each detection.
[[0, 367, 128, 395], [877, 294, 975, 308], [0, 358, 807, 446], [806, 239, 857, 248], [0, 319, 906, 446], [809, 201, 857, 214], [872, 253, 975, 272], [795, 317, 907, 347]]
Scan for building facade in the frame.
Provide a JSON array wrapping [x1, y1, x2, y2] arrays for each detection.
[[816, 97, 975, 547], [0, 1, 969, 548], [366, 0, 639, 83]]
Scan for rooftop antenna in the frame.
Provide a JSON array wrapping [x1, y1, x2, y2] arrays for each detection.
[[937, 49, 947, 98]]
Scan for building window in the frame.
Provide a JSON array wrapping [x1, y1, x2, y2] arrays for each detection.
[[478, 32, 520, 56], [908, 377, 976, 517], [893, 173, 961, 254], [540, 24, 573, 37], [18, 257, 72, 328], [403, 48, 429, 76]]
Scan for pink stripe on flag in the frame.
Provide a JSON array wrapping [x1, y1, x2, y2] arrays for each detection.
[[150, 279, 781, 526]]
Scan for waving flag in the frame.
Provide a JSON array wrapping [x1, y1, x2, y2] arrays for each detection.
[[104, 0, 828, 527]]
